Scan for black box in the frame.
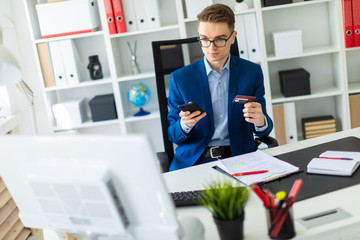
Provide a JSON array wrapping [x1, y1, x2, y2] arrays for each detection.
[[263, 0, 292, 7], [279, 68, 311, 97], [89, 94, 118, 122]]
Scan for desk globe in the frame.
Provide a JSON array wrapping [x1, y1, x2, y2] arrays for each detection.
[[127, 83, 151, 116]]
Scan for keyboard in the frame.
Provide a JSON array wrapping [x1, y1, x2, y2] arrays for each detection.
[[170, 190, 205, 207]]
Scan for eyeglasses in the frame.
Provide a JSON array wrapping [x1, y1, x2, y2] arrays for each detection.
[[198, 31, 234, 48]]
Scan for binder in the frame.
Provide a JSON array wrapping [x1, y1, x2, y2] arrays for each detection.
[[342, 0, 354, 48], [272, 104, 287, 146], [121, 0, 138, 31], [36, 43, 56, 88], [352, 0, 360, 46], [112, 0, 127, 33], [48, 41, 67, 87], [243, 13, 261, 62], [104, 0, 117, 34], [133, 0, 148, 30], [59, 40, 80, 86], [143, 0, 161, 29], [283, 102, 298, 143], [235, 15, 249, 60]]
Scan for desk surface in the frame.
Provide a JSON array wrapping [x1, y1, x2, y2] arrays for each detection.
[[163, 128, 360, 240]]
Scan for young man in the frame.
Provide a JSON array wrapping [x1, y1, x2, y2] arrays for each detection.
[[167, 4, 273, 171]]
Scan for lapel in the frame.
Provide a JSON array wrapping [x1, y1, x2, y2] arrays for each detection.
[[228, 55, 239, 118], [197, 56, 214, 131]]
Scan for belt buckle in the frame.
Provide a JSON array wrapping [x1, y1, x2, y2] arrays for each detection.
[[210, 146, 221, 158]]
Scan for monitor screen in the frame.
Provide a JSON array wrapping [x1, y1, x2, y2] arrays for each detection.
[[0, 134, 180, 240]]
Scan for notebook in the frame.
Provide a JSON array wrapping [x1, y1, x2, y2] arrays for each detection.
[[307, 151, 360, 176]]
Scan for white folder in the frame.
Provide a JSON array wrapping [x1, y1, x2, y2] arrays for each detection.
[[283, 102, 298, 143], [49, 41, 67, 87], [133, 0, 149, 30], [243, 13, 261, 62], [59, 40, 80, 85], [122, 0, 138, 31], [144, 0, 161, 29], [235, 15, 249, 60]]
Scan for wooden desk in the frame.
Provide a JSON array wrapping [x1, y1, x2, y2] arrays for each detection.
[[163, 128, 360, 239]]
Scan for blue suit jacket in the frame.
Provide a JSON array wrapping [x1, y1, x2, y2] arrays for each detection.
[[167, 55, 273, 171]]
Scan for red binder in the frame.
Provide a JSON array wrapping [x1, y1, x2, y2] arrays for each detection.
[[342, 0, 355, 48], [112, 0, 127, 33], [104, 0, 116, 34], [352, 0, 360, 46]]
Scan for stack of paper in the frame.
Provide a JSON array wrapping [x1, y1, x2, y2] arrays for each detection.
[[307, 151, 360, 176], [216, 150, 300, 185]]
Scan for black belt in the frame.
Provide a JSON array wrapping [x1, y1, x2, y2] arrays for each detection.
[[203, 146, 232, 159]]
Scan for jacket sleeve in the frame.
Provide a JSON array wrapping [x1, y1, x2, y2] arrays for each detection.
[[167, 72, 194, 145], [251, 65, 273, 136]]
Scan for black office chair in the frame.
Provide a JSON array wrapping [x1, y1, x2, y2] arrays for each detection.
[[152, 37, 278, 172]]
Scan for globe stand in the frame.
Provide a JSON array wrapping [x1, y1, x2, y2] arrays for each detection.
[[134, 107, 150, 117]]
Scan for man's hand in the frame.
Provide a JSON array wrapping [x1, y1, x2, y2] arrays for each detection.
[[179, 110, 206, 128], [243, 102, 265, 127]]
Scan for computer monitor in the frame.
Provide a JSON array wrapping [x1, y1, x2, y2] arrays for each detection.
[[0, 134, 181, 240]]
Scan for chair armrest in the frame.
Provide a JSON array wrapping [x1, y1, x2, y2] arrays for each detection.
[[255, 136, 278, 148], [156, 152, 170, 173]]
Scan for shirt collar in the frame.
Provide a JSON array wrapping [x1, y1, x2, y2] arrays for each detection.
[[204, 55, 231, 76]]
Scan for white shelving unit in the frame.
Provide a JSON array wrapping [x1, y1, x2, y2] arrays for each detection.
[[19, 0, 359, 151]]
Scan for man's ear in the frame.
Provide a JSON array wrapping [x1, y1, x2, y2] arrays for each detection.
[[232, 31, 238, 44]]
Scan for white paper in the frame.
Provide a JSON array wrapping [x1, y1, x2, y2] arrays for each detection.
[[216, 150, 299, 185]]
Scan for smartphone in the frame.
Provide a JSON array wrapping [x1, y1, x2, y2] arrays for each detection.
[[178, 102, 204, 114]]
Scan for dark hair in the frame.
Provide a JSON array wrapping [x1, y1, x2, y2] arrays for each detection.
[[197, 4, 235, 31]]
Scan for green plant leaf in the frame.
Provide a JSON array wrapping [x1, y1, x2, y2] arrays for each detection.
[[200, 178, 249, 221]]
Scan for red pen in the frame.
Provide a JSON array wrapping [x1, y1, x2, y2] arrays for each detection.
[[319, 157, 353, 160], [231, 170, 268, 177]]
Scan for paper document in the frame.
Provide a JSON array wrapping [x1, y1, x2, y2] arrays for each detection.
[[216, 150, 299, 185]]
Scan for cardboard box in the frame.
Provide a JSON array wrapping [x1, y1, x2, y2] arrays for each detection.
[[273, 30, 303, 57], [279, 68, 310, 97], [36, 0, 100, 38], [52, 98, 87, 128], [89, 94, 118, 122], [263, 0, 292, 7]]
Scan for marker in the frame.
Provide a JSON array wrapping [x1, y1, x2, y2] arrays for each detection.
[[319, 157, 353, 160], [231, 170, 268, 177]]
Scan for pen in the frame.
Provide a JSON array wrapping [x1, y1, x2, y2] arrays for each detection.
[[319, 157, 353, 160], [231, 170, 268, 177]]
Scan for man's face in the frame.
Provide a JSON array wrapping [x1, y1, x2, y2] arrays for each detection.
[[198, 21, 236, 64]]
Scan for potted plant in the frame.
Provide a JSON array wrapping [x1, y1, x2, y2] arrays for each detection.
[[200, 179, 249, 240]]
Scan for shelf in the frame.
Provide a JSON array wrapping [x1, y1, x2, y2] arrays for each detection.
[[345, 46, 360, 52], [262, 0, 333, 12], [117, 72, 155, 82], [34, 31, 105, 44], [54, 118, 120, 132], [109, 24, 179, 38], [124, 110, 160, 123], [266, 46, 339, 62], [348, 82, 360, 94], [44, 78, 113, 92], [271, 86, 343, 104]]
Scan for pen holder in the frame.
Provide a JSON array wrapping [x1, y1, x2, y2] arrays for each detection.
[[266, 206, 295, 239]]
